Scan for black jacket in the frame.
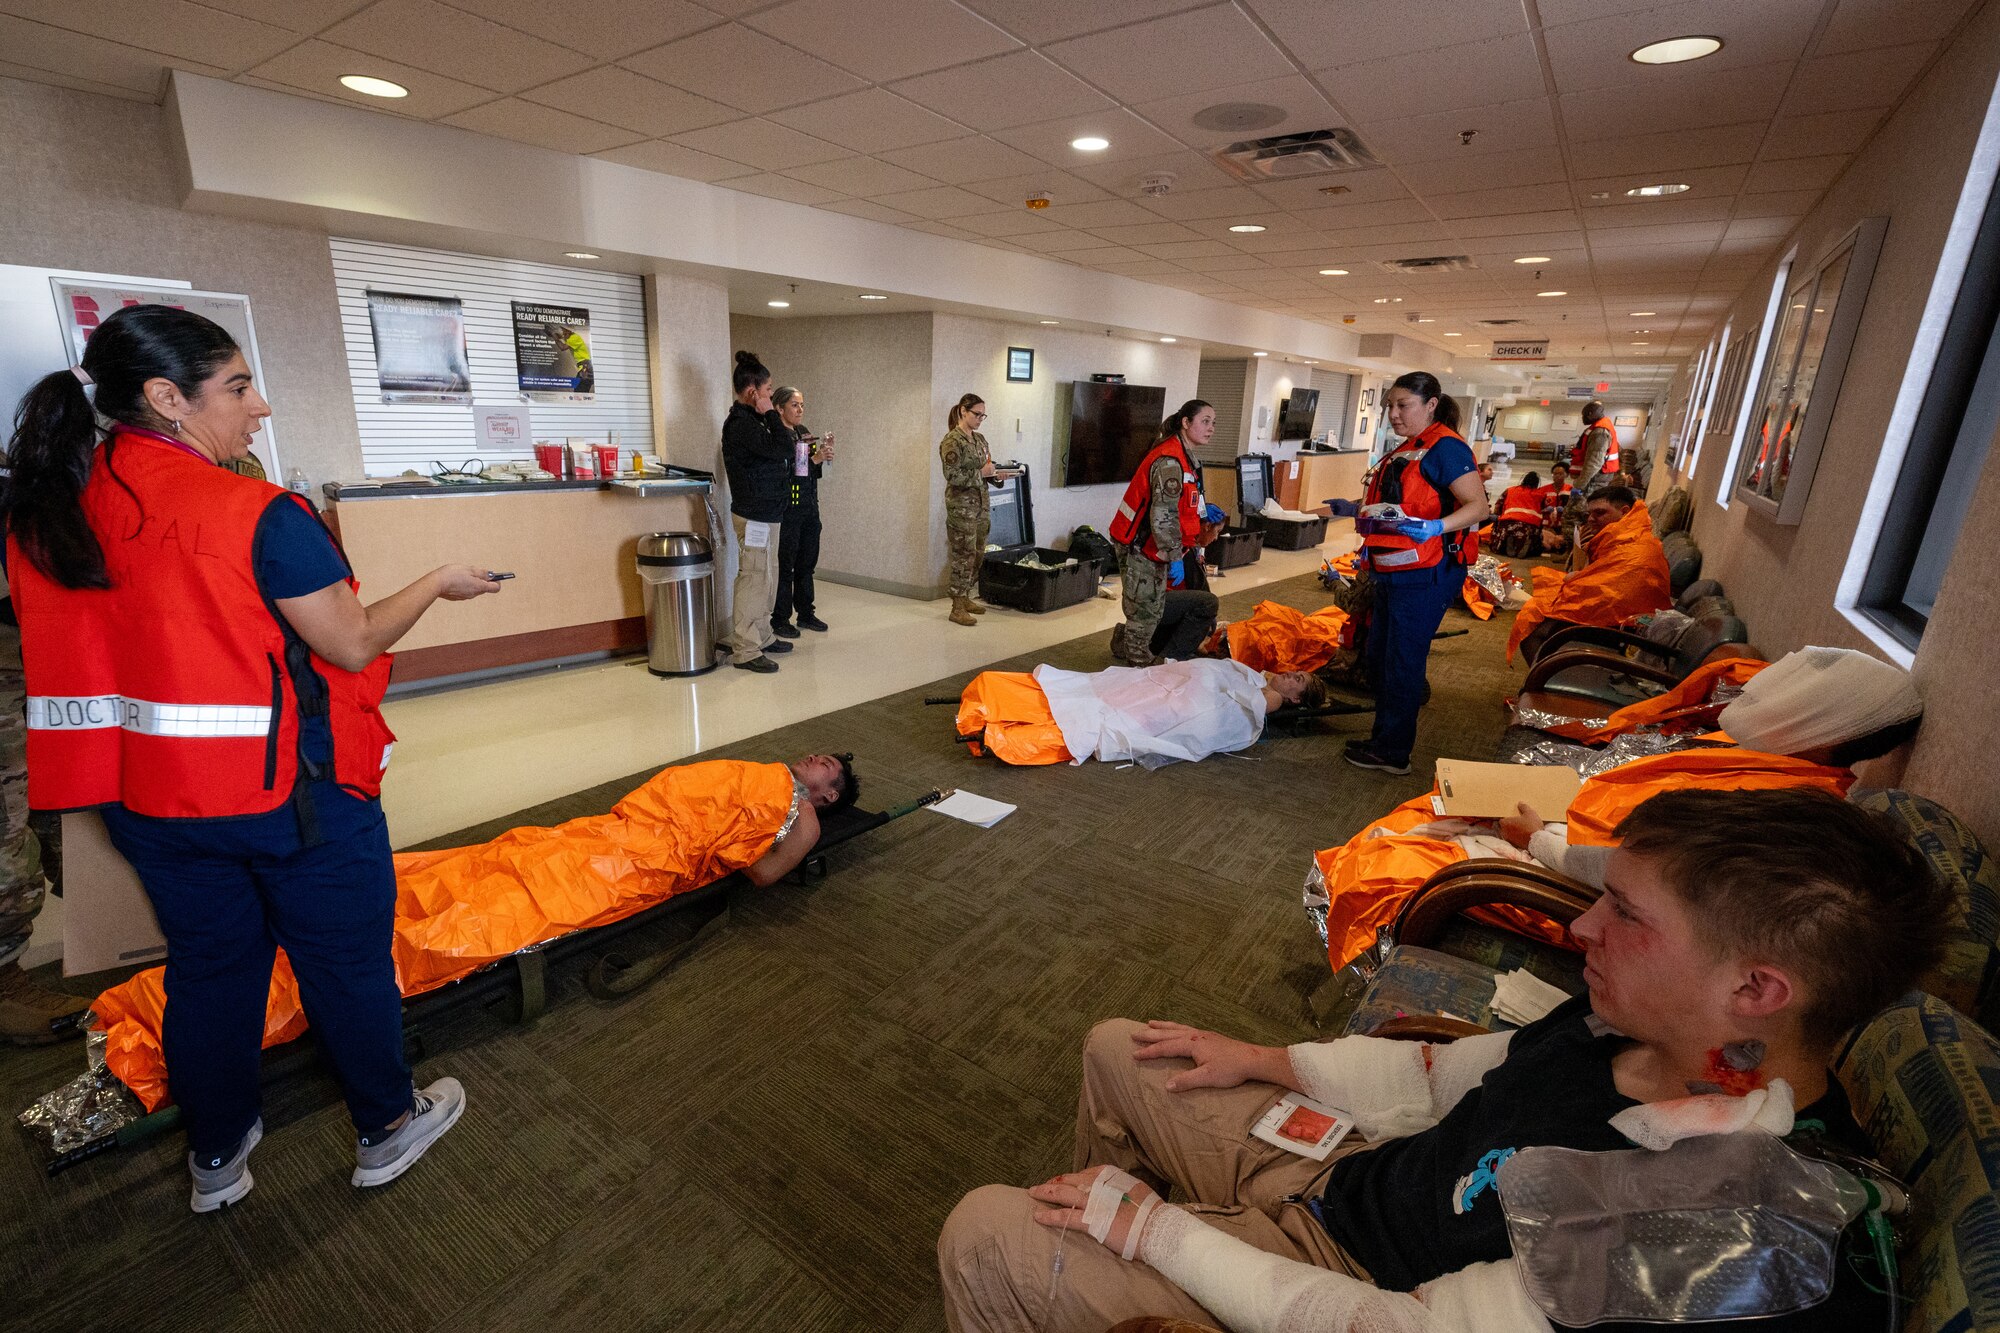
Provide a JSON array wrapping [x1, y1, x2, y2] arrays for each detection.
[[722, 402, 792, 521]]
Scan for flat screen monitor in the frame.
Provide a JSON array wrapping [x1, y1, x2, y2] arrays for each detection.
[[1064, 382, 1167, 486], [1278, 388, 1320, 440]]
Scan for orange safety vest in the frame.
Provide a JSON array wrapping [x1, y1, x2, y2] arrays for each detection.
[[1360, 421, 1474, 573], [1498, 485, 1544, 523], [14, 427, 396, 817], [1570, 418, 1621, 476], [1108, 436, 1203, 563]]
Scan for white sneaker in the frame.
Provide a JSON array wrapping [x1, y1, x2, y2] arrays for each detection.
[[189, 1118, 262, 1213], [351, 1077, 466, 1188]]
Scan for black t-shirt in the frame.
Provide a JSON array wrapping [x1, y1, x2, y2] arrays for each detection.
[[1320, 998, 1885, 1331]]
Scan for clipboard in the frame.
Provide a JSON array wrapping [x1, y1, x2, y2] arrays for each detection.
[[1434, 759, 1582, 819]]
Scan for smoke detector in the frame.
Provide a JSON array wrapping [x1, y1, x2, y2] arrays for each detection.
[[1212, 128, 1382, 182], [1138, 173, 1176, 198], [1025, 192, 1051, 210]]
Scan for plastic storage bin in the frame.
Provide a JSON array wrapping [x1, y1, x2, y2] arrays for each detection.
[[1238, 452, 1330, 550], [1197, 461, 1266, 569], [977, 465, 1098, 613]]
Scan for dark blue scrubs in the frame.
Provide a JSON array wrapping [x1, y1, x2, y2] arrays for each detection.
[[100, 499, 412, 1164], [1363, 435, 1477, 766]]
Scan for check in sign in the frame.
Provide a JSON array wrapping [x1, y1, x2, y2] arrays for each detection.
[[1488, 339, 1549, 362]]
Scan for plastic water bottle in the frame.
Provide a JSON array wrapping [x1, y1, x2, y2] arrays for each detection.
[[286, 467, 311, 496]]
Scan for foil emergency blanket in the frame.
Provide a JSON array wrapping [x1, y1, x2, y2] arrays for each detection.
[[17, 1024, 145, 1153], [1508, 731, 1719, 779], [1015, 553, 1078, 571], [1506, 703, 1613, 736], [1466, 555, 1512, 604]]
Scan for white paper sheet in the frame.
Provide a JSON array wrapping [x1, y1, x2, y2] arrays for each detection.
[[742, 520, 772, 549], [927, 790, 1016, 827]]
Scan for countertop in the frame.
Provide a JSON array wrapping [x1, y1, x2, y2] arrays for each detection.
[[326, 475, 713, 501]]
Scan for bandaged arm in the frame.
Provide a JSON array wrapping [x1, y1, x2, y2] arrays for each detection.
[[1138, 1206, 1551, 1333], [1285, 1029, 1514, 1139]]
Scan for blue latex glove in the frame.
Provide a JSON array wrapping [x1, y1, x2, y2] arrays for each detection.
[[1202, 503, 1226, 526], [1326, 498, 1360, 518], [1167, 558, 1185, 587], [1391, 517, 1444, 541]]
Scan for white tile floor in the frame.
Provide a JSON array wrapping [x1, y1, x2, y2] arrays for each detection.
[[377, 540, 1353, 847]]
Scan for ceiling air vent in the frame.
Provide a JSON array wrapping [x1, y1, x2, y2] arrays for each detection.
[[1476, 318, 1528, 328], [1377, 255, 1476, 274], [1212, 128, 1381, 183]]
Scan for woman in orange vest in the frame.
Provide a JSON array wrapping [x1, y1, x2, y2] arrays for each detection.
[[4, 305, 500, 1212], [1346, 372, 1490, 774], [1108, 400, 1223, 666]]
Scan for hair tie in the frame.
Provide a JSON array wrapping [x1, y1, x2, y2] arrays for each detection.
[[71, 365, 93, 387]]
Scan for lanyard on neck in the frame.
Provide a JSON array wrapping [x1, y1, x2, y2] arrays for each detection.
[[118, 425, 214, 465]]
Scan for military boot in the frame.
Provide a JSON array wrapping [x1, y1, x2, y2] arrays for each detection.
[[965, 596, 989, 614], [949, 597, 978, 627], [0, 962, 90, 1046]]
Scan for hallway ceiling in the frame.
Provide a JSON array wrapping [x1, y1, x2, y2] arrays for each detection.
[[0, 0, 1978, 399]]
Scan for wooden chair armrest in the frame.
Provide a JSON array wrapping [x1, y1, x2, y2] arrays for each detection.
[[1391, 858, 1598, 949], [1535, 624, 1668, 663], [1368, 1015, 1494, 1043], [1521, 648, 1684, 695]]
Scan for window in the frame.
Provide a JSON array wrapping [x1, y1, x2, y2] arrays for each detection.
[[1717, 256, 1795, 505], [1669, 339, 1713, 475], [1681, 324, 1732, 478], [1857, 162, 2000, 645]]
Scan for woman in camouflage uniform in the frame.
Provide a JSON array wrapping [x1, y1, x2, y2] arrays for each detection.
[[939, 393, 995, 627]]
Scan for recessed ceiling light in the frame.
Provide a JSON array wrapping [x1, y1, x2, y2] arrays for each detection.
[[1319, 268, 1349, 276], [563, 251, 599, 260], [1538, 290, 1567, 297], [1304, 360, 1315, 365], [1632, 340, 1650, 345], [1626, 182, 1691, 197], [1416, 318, 1435, 323], [1513, 255, 1551, 264], [1159, 336, 1177, 343], [1228, 223, 1267, 233], [1252, 351, 1268, 357], [858, 293, 887, 300], [1039, 319, 1059, 325], [767, 300, 790, 308], [340, 74, 408, 98], [1373, 297, 1390, 304], [1070, 135, 1110, 151], [1631, 36, 1722, 64], [1443, 332, 1462, 337], [1630, 310, 1656, 316]]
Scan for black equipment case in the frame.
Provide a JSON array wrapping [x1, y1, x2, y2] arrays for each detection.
[[1197, 459, 1266, 569], [977, 464, 1098, 612], [1239, 452, 1329, 550]]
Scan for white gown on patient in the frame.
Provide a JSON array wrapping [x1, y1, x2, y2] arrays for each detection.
[[1035, 658, 1269, 767]]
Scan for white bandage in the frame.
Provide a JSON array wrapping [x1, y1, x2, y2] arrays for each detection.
[[1083, 1168, 1143, 1243], [1122, 1195, 1161, 1260]]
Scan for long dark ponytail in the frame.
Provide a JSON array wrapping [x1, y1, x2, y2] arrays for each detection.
[[4, 304, 240, 589], [1389, 371, 1460, 432], [1159, 398, 1212, 444]]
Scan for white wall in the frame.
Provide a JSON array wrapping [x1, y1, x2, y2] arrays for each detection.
[[1495, 402, 1652, 451], [647, 270, 734, 471]]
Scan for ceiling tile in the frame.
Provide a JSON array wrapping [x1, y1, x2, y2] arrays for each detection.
[[1006, 229, 1125, 253], [1449, 209, 1586, 238], [449, 0, 722, 60], [1, 0, 298, 70], [1428, 182, 1575, 220], [1178, 252, 1272, 272], [1780, 43, 1937, 117], [523, 65, 738, 136], [953, 0, 1213, 44], [1357, 97, 1558, 165], [1580, 196, 1735, 227], [958, 168, 1115, 207], [890, 50, 1112, 132], [903, 220, 983, 240], [815, 198, 921, 223], [1140, 186, 1283, 221], [592, 137, 758, 180], [873, 183, 1000, 219], [769, 88, 967, 153], [1569, 123, 1766, 178], [324, 0, 594, 91], [1243, 0, 1526, 73], [784, 155, 941, 195], [1815, 0, 1977, 54], [198, 0, 373, 30], [1395, 147, 1568, 195], [444, 97, 643, 153], [1734, 189, 1825, 214], [1034, 197, 1168, 228], [1249, 170, 1414, 209], [1723, 215, 1799, 243], [1542, 0, 1825, 92], [1759, 109, 1887, 160], [722, 172, 847, 205], [744, 0, 1019, 81], [992, 107, 1184, 166], [1043, 4, 1292, 104], [1130, 75, 1339, 151], [1323, 32, 1544, 122], [1587, 220, 1729, 248], [950, 210, 1071, 237], [1135, 239, 1239, 259], [1059, 244, 1148, 264], [1561, 61, 1789, 144], [0, 14, 228, 95], [879, 136, 1049, 184], [1742, 155, 1847, 193], [246, 39, 492, 117], [670, 117, 849, 170], [1318, 219, 1454, 247], [1092, 259, 1190, 278], [1066, 150, 1240, 196], [620, 23, 865, 113], [1088, 221, 1207, 245]]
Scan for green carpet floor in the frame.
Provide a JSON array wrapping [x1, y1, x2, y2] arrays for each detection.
[[1, 569, 1519, 1331]]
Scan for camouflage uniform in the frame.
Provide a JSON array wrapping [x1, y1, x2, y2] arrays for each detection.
[[1114, 455, 1188, 665], [0, 616, 37, 971], [940, 427, 992, 598]]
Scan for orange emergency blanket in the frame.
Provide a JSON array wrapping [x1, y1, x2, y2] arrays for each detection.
[[1226, 600, 1352, 673], [1582, 657, 1769, 743], [94, 760, 799, 1111], [1314, 747, 1853, 973], [1505, 500, 1671, 661], [956, 671, 1074, 765]]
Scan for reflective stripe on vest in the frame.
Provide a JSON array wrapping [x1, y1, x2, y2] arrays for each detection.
[[27, 694, 274, 737]]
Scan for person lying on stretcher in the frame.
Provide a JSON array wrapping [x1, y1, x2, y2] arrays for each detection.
[[957, 660, 1327, 767]]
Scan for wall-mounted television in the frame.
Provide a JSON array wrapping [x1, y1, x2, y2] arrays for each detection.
[[1278, 388, 1319, 440], [1063, 382, 1167, 486]]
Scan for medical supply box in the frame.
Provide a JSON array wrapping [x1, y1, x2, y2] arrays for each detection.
[[1239, 452, 1329, 550], [1196, 459, 1267, 569], [978, 464, 1098, 613]]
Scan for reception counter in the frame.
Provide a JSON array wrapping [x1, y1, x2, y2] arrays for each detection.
[[325, 477, 716, 684], [1287, 449, 1373, 515]]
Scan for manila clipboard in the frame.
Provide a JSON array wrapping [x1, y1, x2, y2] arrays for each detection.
[[1434, 759, 1582, 819]]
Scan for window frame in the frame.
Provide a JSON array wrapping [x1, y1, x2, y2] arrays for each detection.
[[1716, 253, 1797, 506]]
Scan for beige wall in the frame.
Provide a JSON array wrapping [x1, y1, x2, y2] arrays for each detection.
[[645, 270, 733, 473], [0, 76, 362, 483], [1496, 403, 1652, 450], [1669, 0, 2000, 845], [727, 311, 936, 598]]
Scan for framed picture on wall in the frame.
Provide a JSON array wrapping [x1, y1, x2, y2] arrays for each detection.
[[1358, 415, 1369, 439], [1361, 388, 1374, 407], [1006, 346, 1034, 382], [1732, 215, 1888, 524]]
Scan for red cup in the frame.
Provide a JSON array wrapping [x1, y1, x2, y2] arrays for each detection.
[[534, 442, 564, 475], [595, 444, 619, 478]]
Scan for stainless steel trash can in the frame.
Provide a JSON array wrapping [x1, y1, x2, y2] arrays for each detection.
[[637, 533, 717, 677]]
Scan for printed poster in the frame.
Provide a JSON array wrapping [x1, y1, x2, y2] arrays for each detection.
[[366, 290, 473, 403], [511, 301, 594, 401]]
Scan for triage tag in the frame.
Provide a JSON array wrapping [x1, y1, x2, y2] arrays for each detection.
[[1251, 1092, 1354, 1161]]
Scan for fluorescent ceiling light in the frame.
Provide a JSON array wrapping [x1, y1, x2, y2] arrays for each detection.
[[1039, 319, 1059, 325], [858, 293, 887, 300], [1631, 36, 1722, 64], [1538, 290, 1567, 297], [1373, 297, 1390, 303], [340, 74, 408, 98], [1632, 340, 1650, 345], [1069, 136, 1110, 151], [1513, 256, 1551, 264], [1319, 268, 1348, 276], [1626, 182, 1691, 197], [1252, 351, 1268, 357], [1228, 224, 1267, 233], [563, 251, 599, 260], [1630, 310, 1656, 316], [767, 300, 790, 308], [1159, 336, 1177, 343], [1443, 332, 1461, 337]]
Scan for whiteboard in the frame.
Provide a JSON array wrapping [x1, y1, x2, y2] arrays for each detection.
[[49, 279, 282, 478]]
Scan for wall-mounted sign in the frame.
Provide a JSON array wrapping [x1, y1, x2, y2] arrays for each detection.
[[1006, 345, 1034, 382], [511, 301, 594, 400], [366, 290, 472, 402], [473, 405, 532, 457], [1489, 339, 1549, 362]]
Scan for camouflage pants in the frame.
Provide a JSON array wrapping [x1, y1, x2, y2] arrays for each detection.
[[946, 494, 990, 598], [1116, 547, 1166, 665], [0, 623, 39, 969]]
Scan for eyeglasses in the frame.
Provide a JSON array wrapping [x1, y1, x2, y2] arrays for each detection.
[[969, 410, 988, 420]]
